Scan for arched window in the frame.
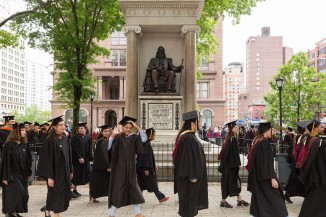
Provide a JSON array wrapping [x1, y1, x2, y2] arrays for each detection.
[[105, 110, 117, 128], [202, 109, 212, 128], [65, 109, 88, 128]]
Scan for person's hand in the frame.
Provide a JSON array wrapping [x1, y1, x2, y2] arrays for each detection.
[[70, 173, 73, 180], [111, 125, 122, 138], [156, 166, 159, 171], [271, 179, 278, 189], [2, 180, 8, 185], [79, 158, 85, 164], [128, 121, 140, 131], [145, 170, 149, 176], [48, 178, 54, 187], [107, 168, 111, 173], [190, 178, 197, 183]]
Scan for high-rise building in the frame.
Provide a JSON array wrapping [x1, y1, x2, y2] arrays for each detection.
[[307, 37, 326, 73], [223, 62, 245, 123], [0, 39, 27, 117], [51, 22, 225, 131], [240, 27, 293, 118], [26, 60, 52, 111]]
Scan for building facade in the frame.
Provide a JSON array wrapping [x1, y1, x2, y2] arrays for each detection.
[[51, 22, 225, 131], [239, 27, 293, 119], [0, 39, 27, 119], [26, 60, 52, 111], [223, 62, 245, 123], [307, 37, 326, 73]]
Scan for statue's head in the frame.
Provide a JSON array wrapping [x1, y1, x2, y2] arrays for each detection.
[[156, 46, 166, 59]]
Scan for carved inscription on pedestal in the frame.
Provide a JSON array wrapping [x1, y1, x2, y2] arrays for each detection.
[[148, 103, 173, 129]]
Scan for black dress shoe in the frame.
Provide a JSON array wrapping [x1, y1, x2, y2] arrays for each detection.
[[285, 195, 293, 203], [237, 200, 250, 206], [70, 191, 79, 199], [154, 87, 159, 92], [220, 201, 233, 208], [73, 190, 81, 197]]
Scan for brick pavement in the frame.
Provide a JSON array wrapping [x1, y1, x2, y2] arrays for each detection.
[[1, 182, 303, 217]]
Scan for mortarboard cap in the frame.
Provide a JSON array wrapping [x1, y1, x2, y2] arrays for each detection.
[[145, 128, 155, 140], [305, 119, 321, 132], [49, 115, 64, 126], [287, 126, 293, 132], [24, 121, 32, 125], [76, 122, 87, 127], [34, 122, 40, 126], [19, 123, 25, 128], [182, 110, 200, 121], [226, 120, 237, 129], [118, 116, 137, 126], [3, 116, 15, 122], [258, 122, 272, 134], [98, 125, 110, 131], [295, 121, 306, 132]]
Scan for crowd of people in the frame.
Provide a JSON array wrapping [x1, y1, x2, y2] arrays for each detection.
[[0, 113, 325, 217]]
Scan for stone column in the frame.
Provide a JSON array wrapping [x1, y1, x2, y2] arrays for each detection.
[[182, 25, 200, 112], [119, 76, 124, 99], [97, 76, 103, 100], [123, 25, 141, 118]]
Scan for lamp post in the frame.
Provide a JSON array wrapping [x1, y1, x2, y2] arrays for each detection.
[[276, 76, 284, 146], [90, 91, 95, 137]]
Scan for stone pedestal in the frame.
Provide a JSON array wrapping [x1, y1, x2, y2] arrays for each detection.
[[139, 95, 182, 142]]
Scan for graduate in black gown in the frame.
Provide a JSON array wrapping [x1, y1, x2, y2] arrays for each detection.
[[172, 110, 208, 217], [0, 123, 32, 217], [70, 122, 93, 197], [89, 125, 112, 203], [298, 120, 326, 217], [107, 116, 147, 217], [136, 128, 169, 203], [218, 120, 249, 208], [248, 122, 288, 217], [37, 116, 73, 217], [0, 116, 15, 158], [284, 121, 306, 203]]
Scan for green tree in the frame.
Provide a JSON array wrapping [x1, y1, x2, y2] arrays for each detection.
[[2, 0, 265, 131], [11, 0, 124, 132], [263, 52, 326, 128], [9, 105, 51, 123]]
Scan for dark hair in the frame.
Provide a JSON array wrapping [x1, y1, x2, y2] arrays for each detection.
[[6, 130, 27, 144], [46, 127, 66, 140], [257, 127, 271, 137], [224, 125, 237, 142], [176, 118, 196, 142], [97, 128, 113, 140]]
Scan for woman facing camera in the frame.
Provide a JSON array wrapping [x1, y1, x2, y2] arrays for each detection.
[[0, 123, 32, 217], [37, 116, 73, 217]]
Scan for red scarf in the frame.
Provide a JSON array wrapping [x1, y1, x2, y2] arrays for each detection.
[[172, 130, 192, 161]]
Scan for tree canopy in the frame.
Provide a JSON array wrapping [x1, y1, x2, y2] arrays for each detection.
[[8, 105, 51, 124], [1, 0, 265, 130], [263, 52, 326, 128]]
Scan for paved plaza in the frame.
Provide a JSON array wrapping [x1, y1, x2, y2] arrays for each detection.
[[1, 182, 303, 217]]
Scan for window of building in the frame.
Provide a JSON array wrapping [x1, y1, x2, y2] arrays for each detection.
[[65, 109, 88, 128], [197, 82, 209, 99], [110, 83, 119, 100], [111, 50, 126, 67], [111, 32, 126, 45], [199, 58, 209, 69], [202, 109, 212, 128]]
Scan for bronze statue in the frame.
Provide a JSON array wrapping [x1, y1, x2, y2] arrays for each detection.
[[146, 46, 183, 92]]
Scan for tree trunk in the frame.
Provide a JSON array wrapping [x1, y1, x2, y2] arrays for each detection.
[[72, 84, 82, 135]]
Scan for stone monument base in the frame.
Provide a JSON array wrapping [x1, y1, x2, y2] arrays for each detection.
[[139, 95, 182, 143]]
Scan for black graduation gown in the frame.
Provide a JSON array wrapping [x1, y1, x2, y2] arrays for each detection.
[[0, 128, 12, 187], [248, 138, 288, 217], [299, 137, 326, 217], [71, 134, 93, 185], [173, 132, 208, 217], [136, 140, 159, 192], [284, 135, 305, 197], [89, 138, 110, 198], [108, 133, 145, 208], [0, 141, 32, 214], [219, 136, 241, 199], [37, 135, 73, 213]]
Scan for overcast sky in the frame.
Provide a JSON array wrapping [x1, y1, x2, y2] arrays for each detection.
[[2, 0, 326, 68], [223, 0, 326, 68]]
